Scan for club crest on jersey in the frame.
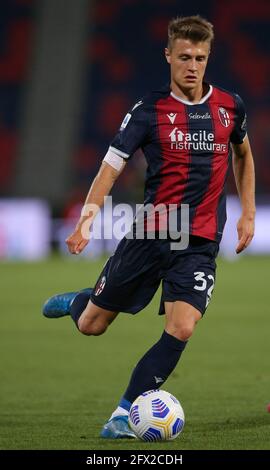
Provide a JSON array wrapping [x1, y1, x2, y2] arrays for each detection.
[[218, 107, 230, 127], [95, 276, 106, 296]]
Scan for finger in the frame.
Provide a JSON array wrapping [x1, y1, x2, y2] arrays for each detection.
[[236, 233, 252, 254], [66, 239, 81, 254], [236, 244, 243, 254], [74, 239, 89, 254], [65, 237, 75, 248], [65, 235, 75, 244], [67, 238, 86, 255], [66, 241, 77, 254], [65, 234, 89, 254], [69, 246, 78, 255], [65, 233, 81, 245], [242, 234, 253, 251], [236, 235, 248, 254]]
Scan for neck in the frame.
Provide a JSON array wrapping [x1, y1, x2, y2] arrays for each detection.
[[171, 82, 207, 103]]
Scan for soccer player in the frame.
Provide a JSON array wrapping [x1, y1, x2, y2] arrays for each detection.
[[43, 16, 255, 438]]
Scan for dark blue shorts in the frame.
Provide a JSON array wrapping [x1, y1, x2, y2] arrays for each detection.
[[90, 235, 219, 316]]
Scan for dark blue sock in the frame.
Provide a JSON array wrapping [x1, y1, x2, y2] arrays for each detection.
[[119, 397, 132, 412], [70, 290, 92, 327], [122, 331, 187, 405]]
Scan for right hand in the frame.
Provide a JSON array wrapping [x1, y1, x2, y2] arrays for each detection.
[[65, 225, 89, 255]]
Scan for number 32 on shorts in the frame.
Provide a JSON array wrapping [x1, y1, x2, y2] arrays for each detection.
[[193, 271, 215, 308]]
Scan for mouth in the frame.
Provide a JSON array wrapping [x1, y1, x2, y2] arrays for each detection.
[[185, 76, 197, 81]]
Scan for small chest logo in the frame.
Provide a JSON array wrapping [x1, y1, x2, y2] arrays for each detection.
[[95, 276, 106, 296], [218, 107, 230, 127], [167, 113, 177, 124]]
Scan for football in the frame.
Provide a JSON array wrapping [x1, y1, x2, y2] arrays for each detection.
[[128, 389, 185, 441]]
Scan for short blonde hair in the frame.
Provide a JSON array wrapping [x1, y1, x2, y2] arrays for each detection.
[[168, 15, 214, 49]]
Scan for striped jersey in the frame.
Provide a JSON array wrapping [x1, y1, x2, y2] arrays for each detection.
[[108, 84, 247, 242]]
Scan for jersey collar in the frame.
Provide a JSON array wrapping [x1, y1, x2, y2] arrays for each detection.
[[170, 84, 213, 105]]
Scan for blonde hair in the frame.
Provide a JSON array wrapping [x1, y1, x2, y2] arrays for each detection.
[[168, 15, 214, 49]]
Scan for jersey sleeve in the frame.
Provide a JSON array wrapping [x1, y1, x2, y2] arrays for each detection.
[[230, 94, 247, 144], [109, 99, 150, 160]]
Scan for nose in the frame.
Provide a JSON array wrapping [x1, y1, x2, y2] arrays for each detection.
[[188, 58, 197, 72]]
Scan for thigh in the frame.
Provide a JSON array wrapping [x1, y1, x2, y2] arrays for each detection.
[[161, 240, 218, 316], [90, 237, 164, 314], [165, 300, 202, 325]]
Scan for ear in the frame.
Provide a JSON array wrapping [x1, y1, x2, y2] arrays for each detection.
[[165, 47, 171, 64]]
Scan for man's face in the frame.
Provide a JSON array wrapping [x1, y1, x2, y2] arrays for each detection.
[[165, 38, 210, 91]]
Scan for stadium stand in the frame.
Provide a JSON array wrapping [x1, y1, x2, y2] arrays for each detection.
[[72, 0, 270, 207], [0, 0, 35, 193]]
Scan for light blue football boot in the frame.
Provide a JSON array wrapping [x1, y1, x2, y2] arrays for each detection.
[[42, 292, 77, 318], [42, 288, 92, 318], [100, 416, 137, 439]]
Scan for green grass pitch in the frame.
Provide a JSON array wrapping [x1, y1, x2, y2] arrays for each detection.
[[0, 255, 269, 450]]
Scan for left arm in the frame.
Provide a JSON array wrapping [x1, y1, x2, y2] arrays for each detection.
[[232, 135, 256, 254]]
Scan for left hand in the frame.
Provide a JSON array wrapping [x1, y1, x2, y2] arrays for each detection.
[[236, 215, 255, 254]]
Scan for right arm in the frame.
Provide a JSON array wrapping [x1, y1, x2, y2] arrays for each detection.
[[66, 160, 126, 254], [66, 97, 148, 254]]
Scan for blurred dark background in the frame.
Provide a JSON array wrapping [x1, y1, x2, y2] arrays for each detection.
[[0, 0, 269, 258]]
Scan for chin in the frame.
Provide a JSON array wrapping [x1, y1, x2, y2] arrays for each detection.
[[175, 79, 196, 91], [182, 82, 197, 91]]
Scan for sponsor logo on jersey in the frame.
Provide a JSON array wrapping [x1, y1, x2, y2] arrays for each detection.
[[189, 112, 211, 120], [218, 107, 230, 127], [120, 100, 143, 131], [95, 276, 106, 296], [167, 112, 177, 124], [169, 127, 227, 152], [120, 113, 132, 131]]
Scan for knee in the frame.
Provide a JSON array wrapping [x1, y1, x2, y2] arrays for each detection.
[[78, 317, 108, 336], [178, 325, 194, 341], [167, 321, 195, 341]]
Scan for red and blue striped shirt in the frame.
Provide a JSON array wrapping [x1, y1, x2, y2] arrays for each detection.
[[109, 84, 247, 242]]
